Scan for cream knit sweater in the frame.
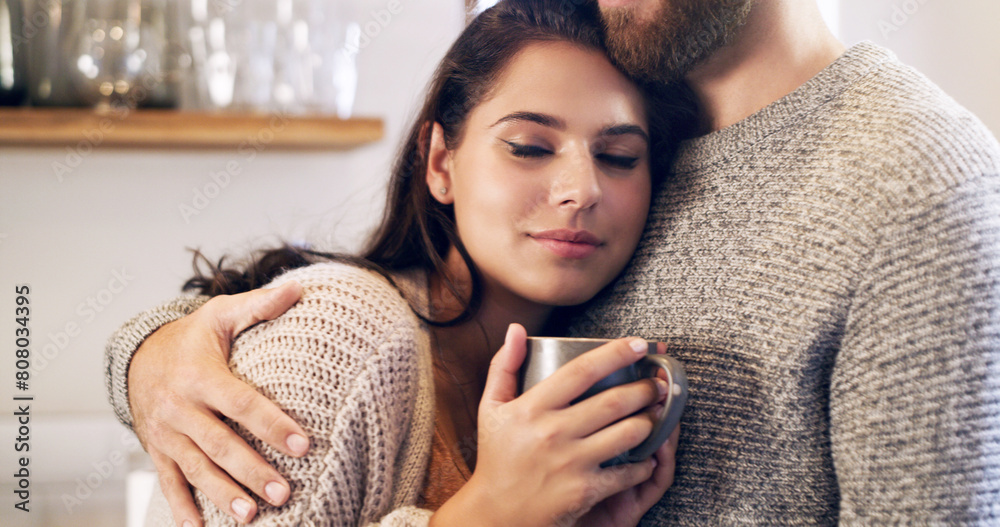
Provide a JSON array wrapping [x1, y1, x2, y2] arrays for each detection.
[[141, 263, 437, 526]]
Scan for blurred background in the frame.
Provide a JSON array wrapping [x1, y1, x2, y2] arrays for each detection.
[[1, 0, 998, 525]]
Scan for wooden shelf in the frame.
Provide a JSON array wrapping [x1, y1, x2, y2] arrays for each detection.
[[0, 108, 384, 150]]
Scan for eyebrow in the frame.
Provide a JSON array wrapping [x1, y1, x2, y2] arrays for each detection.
[[489, 111, 649, 144], [602, 124, 649, 145], [490, 111, 565, 130]]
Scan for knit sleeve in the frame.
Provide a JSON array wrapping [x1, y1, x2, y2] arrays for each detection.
[[104, 293, 209, 429], [832, 174, 1000, 523], [185, 264, 435, 526]]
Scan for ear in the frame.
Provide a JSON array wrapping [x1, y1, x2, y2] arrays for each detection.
[[425, 121, 455, 205]]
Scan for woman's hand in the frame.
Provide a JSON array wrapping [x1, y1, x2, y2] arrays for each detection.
[[569, 425, 679, 526], [570, 341, 680, 526], [432, 324, 676, 527], [128, 281, 310, 526]]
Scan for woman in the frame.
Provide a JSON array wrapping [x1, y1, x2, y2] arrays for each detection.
[[137, 0, 696, 524]]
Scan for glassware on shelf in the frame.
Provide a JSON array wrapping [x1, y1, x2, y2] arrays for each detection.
[[179, 0, 360, 117], [60, 0, 179, 110], [0, 0, 29, 105], [66, 0, 146, 110], [179, 0, 227, 109], [24, 0, 87, 106], [134, 0, 182, 108], [309, 4, 360, 118]]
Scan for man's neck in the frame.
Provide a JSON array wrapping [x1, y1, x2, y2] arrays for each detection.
[[686, 0, 846, 133]]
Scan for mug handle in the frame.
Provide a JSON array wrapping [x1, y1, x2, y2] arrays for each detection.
[[622, 354, 688, 464]]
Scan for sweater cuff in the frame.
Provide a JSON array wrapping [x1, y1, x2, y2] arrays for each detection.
[[103, 294, 209, 429]]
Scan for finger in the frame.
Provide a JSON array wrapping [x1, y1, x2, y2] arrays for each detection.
[[591, 456, 658, 503], [209, 280, 303, 338], [634, 425, 680, 507], [177, 407, 292, 507], [164, 432, 259, 524], [150, 449, 203, 527], [564, 377, 667, 437], [581, 412, 656, 466], [532, 337, 649, 409], [480, 323, 528, 407], [206, 374, 310, 458]]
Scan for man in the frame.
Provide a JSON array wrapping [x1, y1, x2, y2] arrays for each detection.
[[107, 0, 1000, 524]]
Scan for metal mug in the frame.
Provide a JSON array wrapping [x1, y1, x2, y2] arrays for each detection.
[[519, 337, 688, 466]]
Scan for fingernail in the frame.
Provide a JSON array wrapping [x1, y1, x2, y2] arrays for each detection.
[[232, 498, 252, 520], [655, 378, 669, 396], [629, 338, 648, 353], [286, 433, 309, 456], [182, 521, 194, 527], [651, 457, 658, 468], [505, 323, 518, 343], [265, 481, 289, 505]]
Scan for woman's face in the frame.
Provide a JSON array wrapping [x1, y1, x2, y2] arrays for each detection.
[[428, 41, 652, 308]]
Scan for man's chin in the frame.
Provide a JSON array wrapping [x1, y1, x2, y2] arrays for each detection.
[[599, 0, 754, 84], [601, 9, 675, 83]]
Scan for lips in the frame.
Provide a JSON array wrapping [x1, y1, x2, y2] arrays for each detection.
[[530, 229, 602, 259]]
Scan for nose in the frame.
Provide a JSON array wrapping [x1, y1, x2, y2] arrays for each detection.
[[549, 147, 602, 210]]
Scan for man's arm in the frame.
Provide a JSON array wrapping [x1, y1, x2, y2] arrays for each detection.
[[832, 174, 1000, 523], [105, 294, 208, 428], [104, 281, 310, 526]]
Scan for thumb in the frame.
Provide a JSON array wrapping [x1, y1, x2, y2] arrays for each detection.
[[481, 323, 528, 407], [213, 280, 303, 337]]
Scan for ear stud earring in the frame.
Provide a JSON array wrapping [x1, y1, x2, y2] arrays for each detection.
[[439, 187, 448, 195]]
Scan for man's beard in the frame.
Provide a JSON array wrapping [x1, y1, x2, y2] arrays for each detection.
[[600, 0, 754, 84]]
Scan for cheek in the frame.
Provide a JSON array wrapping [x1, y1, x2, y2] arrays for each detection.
[[454, 164, 547, 229], [609, 177, 652, 238], [451, 173, 537, 247]]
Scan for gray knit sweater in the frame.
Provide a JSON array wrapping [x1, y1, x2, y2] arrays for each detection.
[[106, 42, 1000, 525], [569, 42, 1000, 524]]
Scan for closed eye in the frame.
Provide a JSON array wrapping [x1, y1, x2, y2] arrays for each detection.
[[596, 153, 640, 169], [503, 140, 552, 158]]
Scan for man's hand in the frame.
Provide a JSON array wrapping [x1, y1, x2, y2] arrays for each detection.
[[128, 281, 308, 526]]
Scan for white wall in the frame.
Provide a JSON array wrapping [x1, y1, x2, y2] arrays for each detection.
[[1, 1, 465, 524], [836, 0, 1000, 136]]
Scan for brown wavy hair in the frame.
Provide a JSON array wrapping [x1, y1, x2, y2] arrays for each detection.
[[184, 0, 698, 327]]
